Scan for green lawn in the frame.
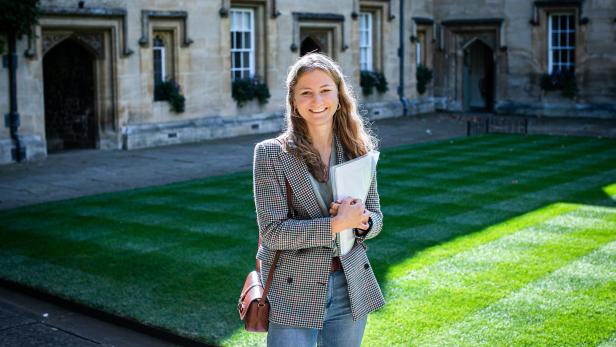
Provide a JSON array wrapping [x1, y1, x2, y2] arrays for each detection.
[[1, 134, 615, 346]]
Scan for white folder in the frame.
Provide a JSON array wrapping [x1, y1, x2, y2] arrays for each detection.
[[330, 150, 380, 255]]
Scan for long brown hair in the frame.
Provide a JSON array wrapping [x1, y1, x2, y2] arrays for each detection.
[[282, 53, 377, 181]]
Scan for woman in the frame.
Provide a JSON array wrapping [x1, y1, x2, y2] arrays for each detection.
[[253, 53, 384, 347]]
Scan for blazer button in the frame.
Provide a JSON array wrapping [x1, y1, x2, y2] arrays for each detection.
[[287, 277, 293, 284], [364, 263, 370, 270]]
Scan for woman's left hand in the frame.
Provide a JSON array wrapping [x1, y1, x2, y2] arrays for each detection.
[[330, 200, 370, 230]]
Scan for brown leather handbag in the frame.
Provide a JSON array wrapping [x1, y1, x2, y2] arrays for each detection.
[[237, 180, 292, 332], [237, 247, 281, 332]]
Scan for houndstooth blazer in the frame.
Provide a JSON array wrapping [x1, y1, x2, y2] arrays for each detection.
[[253, 135, 385, 329]]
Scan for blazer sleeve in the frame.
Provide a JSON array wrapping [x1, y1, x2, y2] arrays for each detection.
[[253, 141, 335, 251], [356, 165, 383, 242]]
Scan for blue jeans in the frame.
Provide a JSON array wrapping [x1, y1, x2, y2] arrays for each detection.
[[267, 269, 368, 347]]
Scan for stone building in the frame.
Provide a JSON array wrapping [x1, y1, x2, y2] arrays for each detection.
[[1, 0, 615, 164], [429, 0, 616, 117]]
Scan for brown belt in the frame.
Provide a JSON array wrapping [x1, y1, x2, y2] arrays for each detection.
[[330, 256, 342, 273]]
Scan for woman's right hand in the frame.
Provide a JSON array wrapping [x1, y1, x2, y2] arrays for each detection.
[[331, 197, 369, 234]]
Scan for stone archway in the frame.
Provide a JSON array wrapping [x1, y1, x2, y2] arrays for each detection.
[[463, 39, 495, 112], [299, 28, 333, 57], [300, 36, 322, 56], [43, 38, 97, 152]]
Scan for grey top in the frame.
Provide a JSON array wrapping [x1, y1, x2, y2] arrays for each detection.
[[307, 140, 341, 257]]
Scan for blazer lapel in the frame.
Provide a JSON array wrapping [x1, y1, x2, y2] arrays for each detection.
[[278, 144, 324, 219]]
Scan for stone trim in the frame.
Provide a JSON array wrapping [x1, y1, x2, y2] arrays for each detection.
[[411, 17, 435, 44], [387, 0, 395, 21], [413, 17, 434, 25], [37, 7, 133, 57], [530, 0, 589, 25], [122, 112, 284, 150], [354, 0, 394, 21], [220, 0, 230, 17], [25, 26, 37, 58], [271, 0, 281, 18], [440, 18, 507, 51], [138, 10, 193, 47], [291, 12, 348, 52], [42, 32, 105, 58], [441, 18, 504, 26], [220, 0, 280, 18], [495, 100, 616, 119], [295, 13, 345, 21]]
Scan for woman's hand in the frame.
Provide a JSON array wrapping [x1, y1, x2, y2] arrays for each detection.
[[329, 201, 340, 217], [331, 198, 371, 234]]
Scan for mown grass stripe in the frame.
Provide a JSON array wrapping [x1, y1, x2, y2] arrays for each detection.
[[364, 203, 615, 346], [597, 331, 616, 347], [381, 202, 579, 281], [0, 207, 250, 271], [65, 204, 253, 235], [415, 238, 616, 346]]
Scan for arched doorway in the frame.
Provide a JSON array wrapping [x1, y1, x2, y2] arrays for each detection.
[[463, 39, 494, 112], [43, 39, 97, 153], [300, 37, 322, 56], [299, 28, 333, 58]]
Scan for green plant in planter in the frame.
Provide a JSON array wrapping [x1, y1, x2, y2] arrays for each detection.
[[540, 70, 577, 99], [416, 64, 433, 95], [154, 79, 186, 113], [360, 71, 388, 96], [231, 76, 271, 107]]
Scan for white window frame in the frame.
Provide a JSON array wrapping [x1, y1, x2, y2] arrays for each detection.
[[230, 8, 255, 80], [416, 41, 421, 66], [359, 12, 373, 71], [548, 13, 576, 74], [153, 36, 166, 85]]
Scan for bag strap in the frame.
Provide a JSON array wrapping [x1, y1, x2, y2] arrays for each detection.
[[257, 178, 293, 306]]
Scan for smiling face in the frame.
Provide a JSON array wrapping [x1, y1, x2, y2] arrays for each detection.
[[293, 69, 339, 133]]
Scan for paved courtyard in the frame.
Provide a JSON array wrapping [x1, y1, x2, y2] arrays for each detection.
[[0, 114, 468, 210]]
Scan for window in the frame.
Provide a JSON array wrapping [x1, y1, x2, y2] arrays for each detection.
[[230, 8, 255, 80], [359, 12, 373, 71], [152, 31, 174, 101], [153, 35, 166, 86], [548, 13, 575, 73], [412, 17, 434, 69], [416, 31, 428, 66], [416, 40, 421, 65]]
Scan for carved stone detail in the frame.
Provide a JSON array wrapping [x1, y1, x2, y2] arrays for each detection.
[[38, 6, 133, 57], [42, 32, 72, 55], [459, 33, 496, 51], [74, 33, 105, 58], [43, 32, 105, 58]]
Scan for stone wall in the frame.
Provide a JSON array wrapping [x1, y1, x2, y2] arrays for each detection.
[[0, 0, 408, 164], [1, 0, 614, 165], [432, 0, 616, 118]]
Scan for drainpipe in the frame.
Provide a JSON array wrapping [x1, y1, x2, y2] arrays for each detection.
[[5, 30, 25, 162], [398, 0, 408, 116]]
